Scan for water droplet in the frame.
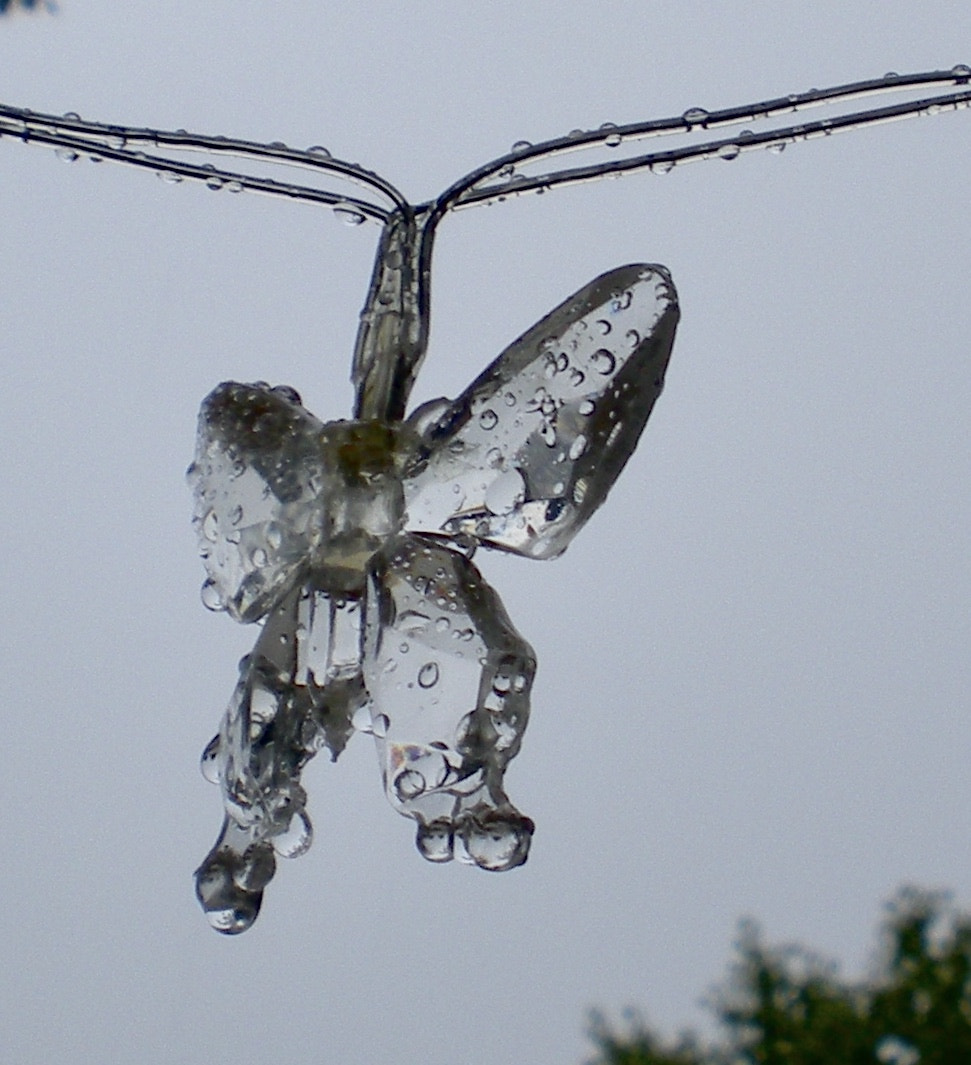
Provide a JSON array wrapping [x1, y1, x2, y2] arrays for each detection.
[[604, 131, 622, 148], [307, 144, 332, 158], [606, 422, 623, 448], [416, 820, 454, 863], [272, 810, 313, 859], [251, 547, 268, 568], [486, 446, 503, 468], [418, 661, 440, 688], [205, 174, 224, 190], [591, 349, 617, 376], [158, 169, 183, 184], [352, 705, 373, 733], [265, 523, 283, 550], [202, 509, 219, 541], [435, 616, 450, 633], [682, 106, 709, 125], [200, 735, 222, 782], [578, 399, 595, 416], [651, 159, 675, 175], [55, 148, 78, 162], [569, 434, 588, 461], [717, 142, 740, 161], [460, 811, 533, 871], [510, 139, 532, 152], [952, 63, 971, 79], [229, 504, 243, 526], [596, 318, 612, 335], [479, 409, 498, 430], [767, 140, 787, 155], [200, 579, 225, 612], [569, 368, 586, 388], [226, 180, 244, 194], [539, 422, 557, 447], [333, 204, 365, 226], [504, 391, 517, 407]]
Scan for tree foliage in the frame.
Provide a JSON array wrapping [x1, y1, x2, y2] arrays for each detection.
[[588, 888, 971, 1065], [0, 0, 53, 14]]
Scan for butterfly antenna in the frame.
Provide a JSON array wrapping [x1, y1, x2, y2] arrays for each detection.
[[430, 66, 971, 214], [0, 104, 408, 222]]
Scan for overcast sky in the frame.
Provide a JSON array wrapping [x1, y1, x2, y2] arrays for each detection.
[[2, 4, 970, 1064]]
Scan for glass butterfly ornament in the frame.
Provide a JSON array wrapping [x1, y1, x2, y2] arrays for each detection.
[[3, 68, 969, 933]]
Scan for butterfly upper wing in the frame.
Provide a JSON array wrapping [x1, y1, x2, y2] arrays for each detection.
[[402, 264, 679, 559], [188, 381, 327, 623]]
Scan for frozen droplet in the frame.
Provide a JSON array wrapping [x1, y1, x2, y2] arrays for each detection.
[[539, 422, 556, 447], [569, 434, 588, 461], [200, 735, 222, 783], [201, 579, 225, 612], [272, 810, 313, 859], [682, 106, 709, 125], [460, 812, 533, 871], [418, 661, 440, 688], [352, 704, 374, 733], [479, 409, 498, 430], [717, 142, 740, 161], [416, 820, 454, 863], [591, 349, 617, 376], [333, 204, 366, 226]]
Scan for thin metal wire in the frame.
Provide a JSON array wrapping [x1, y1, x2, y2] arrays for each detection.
[[432, 67, 971, 214], [0, 103, 404, 220], [2, 68, 968, 229]]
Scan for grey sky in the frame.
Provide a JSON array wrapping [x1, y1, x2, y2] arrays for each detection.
[[1, 4, 970, 1063]]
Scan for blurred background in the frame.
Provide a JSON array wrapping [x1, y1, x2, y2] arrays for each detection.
[[1, 3, 969, 1062]]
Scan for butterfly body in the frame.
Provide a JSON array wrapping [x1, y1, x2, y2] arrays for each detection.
[[192, 261, 679, 931]]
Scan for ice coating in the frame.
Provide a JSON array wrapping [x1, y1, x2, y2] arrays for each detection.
[[191, 263, 678, 931], [403, 264, 679, 559], [364, 533, 535, 869]]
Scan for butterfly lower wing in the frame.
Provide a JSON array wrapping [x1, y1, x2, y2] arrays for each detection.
[[196, 582, 368, 932], [403, 264, 679, 559], [363, 533, 536, 870], [188, 381, 327, 623]]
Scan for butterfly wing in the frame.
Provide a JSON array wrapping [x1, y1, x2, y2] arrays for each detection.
[[402, 264, 678, 559], [362, 533, 536, 869], [188, 381, 327, 622]]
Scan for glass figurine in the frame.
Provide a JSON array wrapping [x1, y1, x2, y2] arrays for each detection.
[[2, 68, 968, 932]]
